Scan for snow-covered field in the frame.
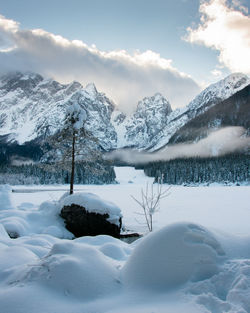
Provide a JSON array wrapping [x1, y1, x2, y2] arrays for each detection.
[[0, 167, 250, 313]]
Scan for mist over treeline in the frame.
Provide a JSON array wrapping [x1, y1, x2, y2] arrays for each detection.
[[106, 127, 250, 165]]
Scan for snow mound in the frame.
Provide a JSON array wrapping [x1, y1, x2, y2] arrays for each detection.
[[59, 192, 122, 226], [0, 216, 28, 238], [123, 222, 225, 290], [0, 223, 9, 239], [75, 235, 132, 261], [0, 185, 14, 210], [21, 241, 121, 299], [0, 245, 38, 284], [0, 197, 73, 239]]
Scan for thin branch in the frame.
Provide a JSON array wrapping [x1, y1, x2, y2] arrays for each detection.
[[131, 180, 171, 232]]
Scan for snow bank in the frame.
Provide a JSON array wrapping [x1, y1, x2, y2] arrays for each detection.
[[36, 241, 120, 299], [0, 224, 249, 313], [123, 222, 225, 290], [0, 196, 73, 239], [1, 240, 121, 300], [0, 185, 14, 210], [59, 192, 122, 226], [0, 223, 9, 239]]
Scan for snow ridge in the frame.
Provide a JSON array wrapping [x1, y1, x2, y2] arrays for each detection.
[[148, 73, 250, 151]]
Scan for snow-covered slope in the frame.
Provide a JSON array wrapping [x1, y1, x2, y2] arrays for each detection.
[[0, 72, 80, 143], [0, 72, 117, 150], [148, 73, 250, 151]]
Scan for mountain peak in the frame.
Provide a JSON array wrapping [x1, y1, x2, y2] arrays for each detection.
[[221, 72, 249, 89], [137, 92, 172, 115], [187, 72, 249, 113], [85, 83, 98, 96]]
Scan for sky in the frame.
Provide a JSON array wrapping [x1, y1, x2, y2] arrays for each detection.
[[0, 0, 249, 113]]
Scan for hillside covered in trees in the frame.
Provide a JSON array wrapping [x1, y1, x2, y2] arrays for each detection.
[[142, 154, 249, 185], [0, 161, 116, 185]]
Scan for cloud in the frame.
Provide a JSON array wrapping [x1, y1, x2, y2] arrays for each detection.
[[0, 14, 201, 113], [185, 0, 250, 74], [211, 68, 223, 77], [106, 127, 250, 164]]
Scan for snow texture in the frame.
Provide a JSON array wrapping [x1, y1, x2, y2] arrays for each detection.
[[0, 185, 72, 239], [0, 168, 250, 313]]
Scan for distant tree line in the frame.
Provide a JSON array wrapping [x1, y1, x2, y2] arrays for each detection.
[[0, 161, 116, 185], [141, 154, 250, 185]]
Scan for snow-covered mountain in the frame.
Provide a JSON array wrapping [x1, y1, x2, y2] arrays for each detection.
[[168, 82, 250, 145], [0, 71, 249, 163], [0, 72, 117, 150], [147, 73, 250, 151], [0, 71, 174, 152], [112, 93, 172, 149]]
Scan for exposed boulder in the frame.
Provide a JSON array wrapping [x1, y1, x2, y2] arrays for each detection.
[[59, 192, 122, 238], [61, 204, 122, 238]]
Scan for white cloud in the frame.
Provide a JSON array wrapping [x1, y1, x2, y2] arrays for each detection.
[[0, 14, 200, 113], [211, 68, 223, 77], [185, 0, 250, 74]]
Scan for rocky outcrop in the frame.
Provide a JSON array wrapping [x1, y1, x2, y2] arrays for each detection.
[[112, 93, 172, 149], [60, 204, 122, 238]]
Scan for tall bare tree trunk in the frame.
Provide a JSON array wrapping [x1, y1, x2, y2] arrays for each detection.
[[70, 130, 76, 194]]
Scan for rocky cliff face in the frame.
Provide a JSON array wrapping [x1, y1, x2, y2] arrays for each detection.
[[112, 93, 172, 149], [0, 72, 117, 150]]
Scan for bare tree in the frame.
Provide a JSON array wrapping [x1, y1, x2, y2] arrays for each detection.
[[131, 176, 171, 232]]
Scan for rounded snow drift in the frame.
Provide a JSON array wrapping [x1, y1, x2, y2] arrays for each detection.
[[0, 185, 14, 210], [122, 222, 225, 290], [26, 241, 120, 299]]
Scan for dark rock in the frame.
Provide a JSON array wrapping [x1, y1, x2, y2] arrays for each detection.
[[7, 231, 19, 239], [119, 232, 141, 244], [60, 204, 122, 238]]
